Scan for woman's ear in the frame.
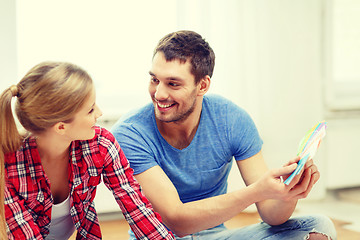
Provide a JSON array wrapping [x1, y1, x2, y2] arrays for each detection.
[[198, 75, 211, 96], [53, 122, 66, 135]]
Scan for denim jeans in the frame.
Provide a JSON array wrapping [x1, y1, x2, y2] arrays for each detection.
[[128, 214, 336, 240]]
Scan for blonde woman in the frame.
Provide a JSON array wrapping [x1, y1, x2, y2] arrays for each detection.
[[0, 62, 174, 240], [0, 155, 6, 239]]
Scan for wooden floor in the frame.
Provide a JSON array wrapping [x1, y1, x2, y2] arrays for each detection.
[[70, 212, 359, 239]]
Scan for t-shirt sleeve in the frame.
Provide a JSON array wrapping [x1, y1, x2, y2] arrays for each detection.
[[111, 122, 158, 175], [225, 99, 263, 160]]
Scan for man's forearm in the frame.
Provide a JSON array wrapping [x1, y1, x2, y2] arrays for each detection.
[[256, 199, 298, 226], [166, 185, 259, 237]]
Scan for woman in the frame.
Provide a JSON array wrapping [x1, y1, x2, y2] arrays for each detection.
[[0, 62, 174, 240], [0, 153, 5, 239]]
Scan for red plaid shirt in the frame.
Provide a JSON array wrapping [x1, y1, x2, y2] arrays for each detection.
[[5, 127, 173, 240]]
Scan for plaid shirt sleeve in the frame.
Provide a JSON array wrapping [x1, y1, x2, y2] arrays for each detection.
[[99, 128, 174, 240], [4, 144, 52, 240], [5, 183, 44, 240]]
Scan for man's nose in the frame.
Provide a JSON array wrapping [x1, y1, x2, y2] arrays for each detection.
[[154, 82, 169, 100]]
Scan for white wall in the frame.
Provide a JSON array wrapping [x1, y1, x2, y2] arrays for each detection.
[[225, 0, 360, 197], [15, 0, 178, 117], [219, 0, 327, 199], [325, 117, 360, 189], [0, 0, 17, 89], [224, 0, 360, 194]]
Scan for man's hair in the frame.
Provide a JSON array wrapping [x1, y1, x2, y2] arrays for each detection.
[[153, 30, 215, 84]]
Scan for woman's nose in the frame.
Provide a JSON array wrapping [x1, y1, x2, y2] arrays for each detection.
[[95, 105, 103, 119]]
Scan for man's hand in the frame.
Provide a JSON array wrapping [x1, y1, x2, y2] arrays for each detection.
[[238, 152, 321, 226], [287, 157, 320, 199], [252, 156, 320, 202]]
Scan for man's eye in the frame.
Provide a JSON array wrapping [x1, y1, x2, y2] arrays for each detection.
[[89, 108, 94, 114], [169, 82, 179, 87], [151, 77, 159, 83]]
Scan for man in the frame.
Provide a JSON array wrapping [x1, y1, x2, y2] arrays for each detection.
[[112, 30, 336, 239]]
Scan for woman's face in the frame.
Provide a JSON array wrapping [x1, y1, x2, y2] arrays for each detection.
[[64, 87, 102, 141]]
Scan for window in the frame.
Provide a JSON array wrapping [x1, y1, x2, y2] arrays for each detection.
[[324, 0, 360, 112]]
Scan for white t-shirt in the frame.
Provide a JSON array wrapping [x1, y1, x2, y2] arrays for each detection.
[[46, 195, 75, 240]]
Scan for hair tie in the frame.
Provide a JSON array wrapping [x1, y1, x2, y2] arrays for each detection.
[[10, 85, 19, 97]]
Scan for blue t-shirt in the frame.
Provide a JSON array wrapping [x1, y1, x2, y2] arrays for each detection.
[[111, 94, 263, 203]]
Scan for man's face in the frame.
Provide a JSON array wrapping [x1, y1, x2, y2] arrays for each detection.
[[148, 52, 199, 123]]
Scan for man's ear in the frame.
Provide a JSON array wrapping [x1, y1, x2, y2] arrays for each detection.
[[53, 122, 67, 135], [197, 75, 211, 96]]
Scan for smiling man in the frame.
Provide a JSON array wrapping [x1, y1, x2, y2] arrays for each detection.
[[111, 30, 336, 240]]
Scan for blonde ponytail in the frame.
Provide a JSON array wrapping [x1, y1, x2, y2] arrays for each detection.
[[0, 86, 21, 240]]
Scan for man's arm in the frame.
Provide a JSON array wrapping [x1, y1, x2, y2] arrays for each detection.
[[237, 151, 320, 226], [134, 165, 259, 237], [133, 150, 310, 237]]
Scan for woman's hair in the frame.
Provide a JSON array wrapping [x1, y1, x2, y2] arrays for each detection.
[[0, 61, 94, 238], [153, 30, 215, 84]]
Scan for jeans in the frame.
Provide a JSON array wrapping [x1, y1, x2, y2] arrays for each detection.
[[128, 214, 337, 240]]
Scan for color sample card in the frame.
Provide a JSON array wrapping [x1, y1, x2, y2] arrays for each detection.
[[284, 121, 327, 185]]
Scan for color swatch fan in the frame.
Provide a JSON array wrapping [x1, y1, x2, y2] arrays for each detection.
[[284, 121, 327, 185]]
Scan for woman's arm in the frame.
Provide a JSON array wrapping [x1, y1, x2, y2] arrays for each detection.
[[5, 184, 44, 240], [101, 136, 174, 240]]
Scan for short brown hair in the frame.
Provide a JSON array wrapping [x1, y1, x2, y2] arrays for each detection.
[[153, 30, 215, 84]]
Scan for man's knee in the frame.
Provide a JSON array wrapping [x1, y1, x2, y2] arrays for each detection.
[[306, 214, 337, 240], [308, 232, 332, 240]]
